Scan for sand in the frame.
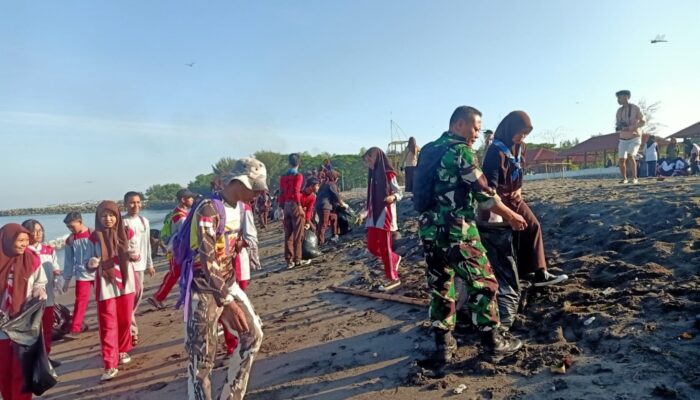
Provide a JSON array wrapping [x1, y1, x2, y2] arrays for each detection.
[[42, 176, 700, 400]]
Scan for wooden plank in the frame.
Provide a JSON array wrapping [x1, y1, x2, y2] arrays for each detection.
[[329, 285, 429, 306]]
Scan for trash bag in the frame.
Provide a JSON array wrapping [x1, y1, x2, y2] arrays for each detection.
[[337, 207, 355, 236], [52, 304, 72, 341], [302, 229, 322, 260], [477, 223, 521, 330]]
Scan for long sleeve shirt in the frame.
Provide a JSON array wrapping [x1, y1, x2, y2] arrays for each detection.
[[365, 172, 403, 232], [299, 190, 317, 223], [29, 243, 61, 306], [123, 214, 154, 272], [315, 182, 342, 212], [0, 255, 47, 339], [90, 228, 136, 301], [63, 229, 96, 282], [279, 172, 303, 205]]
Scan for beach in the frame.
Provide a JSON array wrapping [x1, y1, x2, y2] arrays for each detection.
[[41, 176, 700, 400]]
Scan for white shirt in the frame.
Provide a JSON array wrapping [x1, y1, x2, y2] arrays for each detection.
[[644, 142, 658, 161], [123, 215, 154, 272]]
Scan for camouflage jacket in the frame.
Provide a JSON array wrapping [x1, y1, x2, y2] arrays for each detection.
[[418, 131, 499, 247]]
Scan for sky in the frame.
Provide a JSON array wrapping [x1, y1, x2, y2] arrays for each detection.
[[1, 0, 699, 209]]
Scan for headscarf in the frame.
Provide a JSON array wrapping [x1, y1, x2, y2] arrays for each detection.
[[646, 135, 656, 149], [364, 147, 395, 223], [407, 137, 418, 154], [0, 223, 38, 316], [494, 111, 533, 149], [92, 201, 130, 284]]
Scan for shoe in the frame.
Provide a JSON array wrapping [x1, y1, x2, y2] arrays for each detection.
[[619, 179, 628, 184], [378, 279, 401, 292], [533, 270, 568, 287], [287, 262, 296, 269], [295, 259, 312, 267], [330, 235, 339, 243], [434, 329, 458, 364], [632, 178, 639, 184], [62, 332, 79, 341], [49, 358, 62, 368], [147, 297, 166, 310], [101, 368, 119, 381], [119, 353, 131, 365], [481, 329, 522, 362]]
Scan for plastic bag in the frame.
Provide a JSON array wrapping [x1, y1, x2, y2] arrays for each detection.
[[54, 275, 66, 296], [302, 229, 322, 260]]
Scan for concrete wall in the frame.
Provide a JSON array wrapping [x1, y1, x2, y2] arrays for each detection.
[[524, 167, 620, 181]]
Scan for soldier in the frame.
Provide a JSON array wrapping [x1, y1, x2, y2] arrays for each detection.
[[417, 106, 528, 365]]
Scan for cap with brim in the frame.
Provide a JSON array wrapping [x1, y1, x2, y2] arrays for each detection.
[[616, 90, 631, 97], [219, 158, 268, 191]]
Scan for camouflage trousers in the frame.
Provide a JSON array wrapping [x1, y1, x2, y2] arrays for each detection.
[[186, 283, 263, 400], [423, 240, 500, 331]]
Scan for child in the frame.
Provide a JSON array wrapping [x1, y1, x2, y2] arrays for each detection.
[[122, 191, 154, 346], [21, 219, 61, 357], [279, 153, 310, 269], [91, 201, 137, 381], [0, 223, 47, 400], [300, 178, 320, 232], [363, 147, 403, 292], [62, 211, 96, 337]]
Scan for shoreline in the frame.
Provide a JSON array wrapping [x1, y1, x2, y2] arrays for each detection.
[[0, 200, 176, 217]]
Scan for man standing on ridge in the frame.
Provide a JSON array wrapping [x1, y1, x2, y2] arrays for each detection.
[[416, 106, 528, 367], [615, 90, 645, 184]]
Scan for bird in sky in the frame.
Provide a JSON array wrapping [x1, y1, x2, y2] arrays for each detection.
[[186, 62, 196, 67], [650, 34, 668, 44]]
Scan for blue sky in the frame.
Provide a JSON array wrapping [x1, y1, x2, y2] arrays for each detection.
[[1, 1, 699, 209]]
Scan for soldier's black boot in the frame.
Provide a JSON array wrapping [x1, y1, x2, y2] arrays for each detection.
[[434, 329, 458, 365], [481, 329, 522, 363]]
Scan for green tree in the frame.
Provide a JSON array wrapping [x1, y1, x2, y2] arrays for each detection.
[[188, 173, 214, 195], [145, 183, 184, 202]]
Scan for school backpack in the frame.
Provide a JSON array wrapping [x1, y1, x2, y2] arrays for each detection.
[[159, 211, 175, 245], [173, 194, 227, 321], [412, 139, 463, 212]]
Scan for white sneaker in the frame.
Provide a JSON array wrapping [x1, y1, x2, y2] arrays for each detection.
[[296, 259, 312, 266], [378, 279, 401, 292], [632, 178, 639, 184], [101, 368, 119, 381], [287, 262, 296, 269], [119, 353, 131, 365], [619, 179, 628, 184]]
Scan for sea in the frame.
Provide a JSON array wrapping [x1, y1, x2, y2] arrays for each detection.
[[0, 209, 171, 262]]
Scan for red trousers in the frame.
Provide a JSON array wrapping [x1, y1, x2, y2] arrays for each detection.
[[0, 339, 31, 400], [43, 306, 54, 354], [367, 227, 399, 281], [97, 293, 135, 369], [153, 258, 181, 302], [221, 280, 249, 355], [71, 280, 94, 333]]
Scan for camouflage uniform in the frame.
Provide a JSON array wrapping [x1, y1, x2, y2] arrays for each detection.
[[419, 131, 501, 332]]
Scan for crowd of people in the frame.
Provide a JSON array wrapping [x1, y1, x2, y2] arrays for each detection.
[[1, 98, 698, 399]]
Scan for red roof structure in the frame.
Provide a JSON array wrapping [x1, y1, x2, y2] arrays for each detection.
[[667, 121, 700, 139], [562, 132, 669, 156]]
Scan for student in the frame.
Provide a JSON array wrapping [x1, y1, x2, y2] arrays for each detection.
[[149, 189, 195, 310], [300, 178, 320, 232], [220, 200, 260, 358], [315, 171, 346, 245], [90, 201, 137, 381], [0, 223, 48, 400], [482, 111, 567, 287], [184, 158, 265, 399], [279, 153, 310, 269], [363, 147, 403, 292], [666, 137, 679, 160], [684, 138, 700, 175], [21, 219, 61, 357], [644, 136, 659, 178], [62, 211, 96, 337], [254, 191, 272, 229], [122, 191, 154, 346], [401, 137, 421, 192]]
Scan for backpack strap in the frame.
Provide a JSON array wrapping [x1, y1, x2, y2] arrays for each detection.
[[491, 139, 523, 182]]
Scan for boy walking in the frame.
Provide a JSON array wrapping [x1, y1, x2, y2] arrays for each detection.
[[62, 211, 96, 337]]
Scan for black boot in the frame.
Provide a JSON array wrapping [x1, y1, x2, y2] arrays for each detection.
[[481, 329, 522, 362], [434, 329, 458, 364]]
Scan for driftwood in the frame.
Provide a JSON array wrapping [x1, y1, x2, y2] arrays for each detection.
[[329, 285, 429, 306]]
